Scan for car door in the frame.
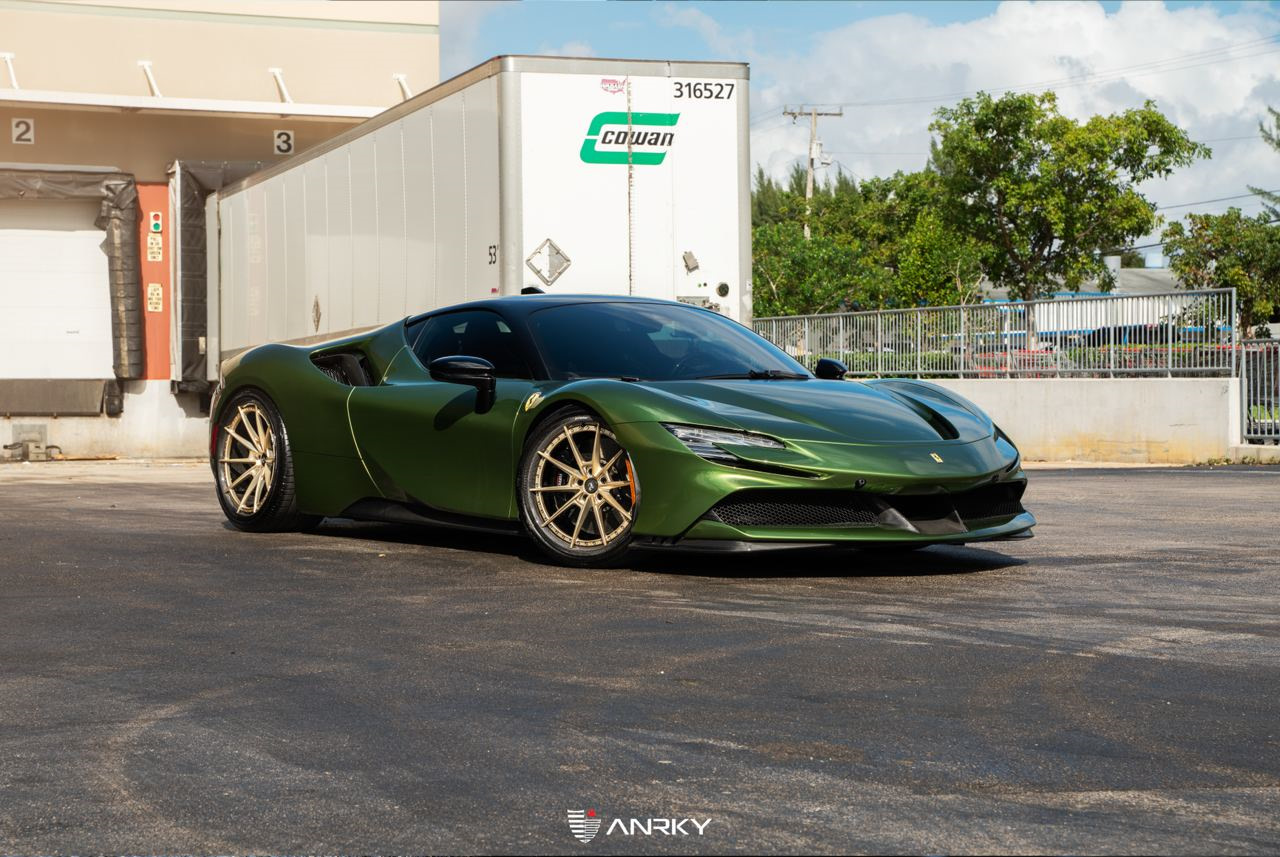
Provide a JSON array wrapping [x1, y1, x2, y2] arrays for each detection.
[[347, 309, 537, 520]]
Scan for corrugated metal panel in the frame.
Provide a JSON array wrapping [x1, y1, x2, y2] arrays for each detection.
[[374, 122, 407, 322]]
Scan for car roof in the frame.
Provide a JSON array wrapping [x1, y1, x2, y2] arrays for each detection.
[[405, 293, 690, 325]]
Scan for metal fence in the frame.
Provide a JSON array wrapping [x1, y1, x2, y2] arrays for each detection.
[[754, 289, 1238, 378], [1243, 339, 1280, 443]]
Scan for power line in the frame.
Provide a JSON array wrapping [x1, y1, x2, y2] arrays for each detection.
[[1127, 217, 1279, 251], [749, 107, 787, 128], [1156, 188, 1280, 211], [827, 150, 929, 156], [831, 160, 865, 183], [1200, 134, 1269, 143]]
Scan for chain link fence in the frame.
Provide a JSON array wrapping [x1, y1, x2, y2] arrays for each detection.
[[754, 289, 1238, 378]]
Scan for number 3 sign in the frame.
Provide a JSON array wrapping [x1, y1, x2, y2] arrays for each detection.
[[273, 129, 294, 155]]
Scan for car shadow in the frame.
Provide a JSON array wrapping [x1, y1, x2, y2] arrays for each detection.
[[284, 519, 1027, 579], [631, 545, 1027, 579]]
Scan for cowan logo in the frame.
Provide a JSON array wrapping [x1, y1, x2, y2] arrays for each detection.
[[579, 111, 680, 166], [566, 808, 712, 843]]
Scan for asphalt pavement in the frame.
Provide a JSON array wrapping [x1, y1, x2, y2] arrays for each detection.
[[0, 461, 1277, 854]]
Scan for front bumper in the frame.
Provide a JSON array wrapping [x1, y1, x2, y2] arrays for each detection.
[[614, 420, 1034, 544], [677, 510, 1036, 545]]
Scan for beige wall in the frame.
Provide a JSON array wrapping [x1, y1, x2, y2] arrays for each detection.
[[933, 378, 1241, 464], [0, 0, 439, 107], [0, 0, 440, 180], [0, 105, 362, 181]]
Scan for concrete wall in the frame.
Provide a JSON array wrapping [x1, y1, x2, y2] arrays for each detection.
[[1, 381, 208, 458], [933, 378, 1241, 464]]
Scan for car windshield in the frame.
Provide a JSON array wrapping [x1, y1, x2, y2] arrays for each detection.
[[527, 301, 810, 382]]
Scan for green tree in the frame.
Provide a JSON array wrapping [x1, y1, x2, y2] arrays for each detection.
[[751, 165, 793, 226], [750, 166, 984, 315], [1161, 208, 1280, 335], [1250, 106, 1279, 221], [752, 221, 856, 317], [929, 91, 1208, 300], [897, 210, 986, 306], [817, 171, 982, 308]]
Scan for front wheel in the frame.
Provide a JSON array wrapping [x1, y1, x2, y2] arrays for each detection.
[[212, 389, 318, 532], [518, 410, 638, 566]]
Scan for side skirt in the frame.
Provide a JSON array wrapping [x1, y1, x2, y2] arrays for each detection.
[[338, 498, 523, 536]]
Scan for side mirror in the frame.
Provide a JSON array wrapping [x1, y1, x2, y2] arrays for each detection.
[[814, 358, 848, 380], [429, 355, 496, 413]]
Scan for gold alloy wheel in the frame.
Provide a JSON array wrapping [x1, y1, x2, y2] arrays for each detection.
[[218, 402, 277, 516], [530, 422, 636, 550]]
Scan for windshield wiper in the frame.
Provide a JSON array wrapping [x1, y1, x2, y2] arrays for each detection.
[[562, 373, 646, 382], [696, 369, 810, 381]]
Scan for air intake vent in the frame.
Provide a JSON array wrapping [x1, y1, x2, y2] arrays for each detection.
[[704, 482, 1026, 531], [311, 352, 374, 387], [882, 390, 960, 440], [951, 481, 1025, 523], [707, 490, 880, 528]]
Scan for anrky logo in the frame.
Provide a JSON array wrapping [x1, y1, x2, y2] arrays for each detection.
[[579, 111, 680, 165], [566, 808, 713, 843], [567, 809, 601, 844]]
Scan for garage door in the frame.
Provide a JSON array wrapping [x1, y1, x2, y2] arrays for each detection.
[[0, 198, 113, 379]]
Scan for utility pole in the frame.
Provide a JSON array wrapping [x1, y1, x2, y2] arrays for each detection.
[[784, 105, 843, 239]]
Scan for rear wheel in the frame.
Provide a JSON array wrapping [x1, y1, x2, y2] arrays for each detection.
[[212, 389, 318, 532], [518, 410, 638, 566]]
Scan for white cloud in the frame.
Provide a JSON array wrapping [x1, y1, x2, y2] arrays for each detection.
[[666, 0, 1280, 231], [655, 4, 755, 58], [438, 0, 515, 78]]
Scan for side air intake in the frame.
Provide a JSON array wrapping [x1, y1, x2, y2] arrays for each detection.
[[311, 352, 374, 387]]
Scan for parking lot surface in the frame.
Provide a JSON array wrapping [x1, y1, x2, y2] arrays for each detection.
[[1, 461, 1278, 854]]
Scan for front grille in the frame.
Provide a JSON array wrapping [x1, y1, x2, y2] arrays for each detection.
[[951, 481, 1026, 522], [704, 482, 1025, 530], [707, 490, 880, 528]]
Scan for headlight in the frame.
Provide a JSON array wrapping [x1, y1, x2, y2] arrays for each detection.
[[663, 423, 784, 462]]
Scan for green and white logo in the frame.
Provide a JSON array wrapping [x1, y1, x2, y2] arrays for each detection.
[[580, 111, 680, 165]]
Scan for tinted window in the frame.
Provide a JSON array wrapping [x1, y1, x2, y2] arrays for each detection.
[[528, 302, 809, 381], [412, 310, 531, 379]]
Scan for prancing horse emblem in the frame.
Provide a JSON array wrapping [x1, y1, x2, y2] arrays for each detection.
[[930, 452, 944, 463]]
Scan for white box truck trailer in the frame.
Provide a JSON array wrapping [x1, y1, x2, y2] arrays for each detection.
[[209, 55, 751, 375]]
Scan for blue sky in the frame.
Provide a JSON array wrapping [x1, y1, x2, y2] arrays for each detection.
[[441, 1, 1280, 247], [443, 2, 1263, 81]]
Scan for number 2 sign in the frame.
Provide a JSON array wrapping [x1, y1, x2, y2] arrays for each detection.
[[11, 118, 34, 145]]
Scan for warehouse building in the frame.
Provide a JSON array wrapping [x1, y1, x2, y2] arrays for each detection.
[[0, 0, 439, 458]]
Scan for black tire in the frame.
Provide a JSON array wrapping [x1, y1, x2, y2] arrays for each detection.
[[518, 409, 638, 567], [211, 388, 319, 533]]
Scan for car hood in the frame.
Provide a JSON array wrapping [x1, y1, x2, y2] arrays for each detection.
[[636, 378, 993, 445]]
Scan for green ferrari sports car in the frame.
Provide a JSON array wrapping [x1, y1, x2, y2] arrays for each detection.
[[209, 295, 1034, 566]]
